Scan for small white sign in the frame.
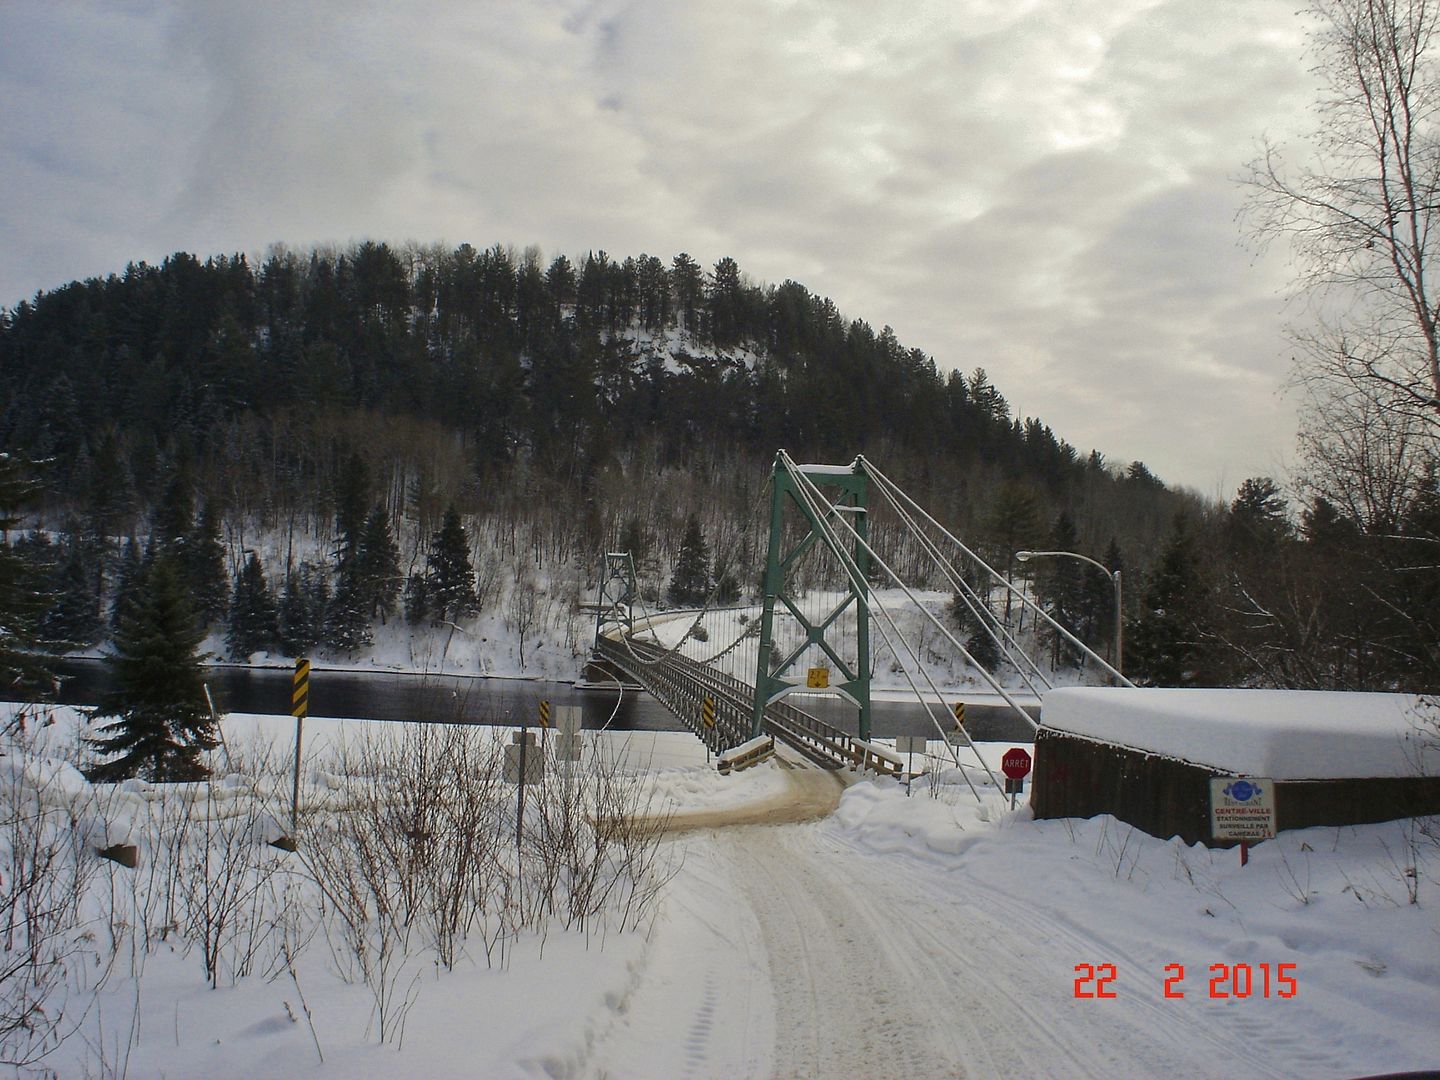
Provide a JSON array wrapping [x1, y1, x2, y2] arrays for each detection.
[[895, 736, 928, 754], [1209, 777, 1276, 841], [554, 705, 582, 736], [504, 743, 544, 784], [555, 733, 583, 761]]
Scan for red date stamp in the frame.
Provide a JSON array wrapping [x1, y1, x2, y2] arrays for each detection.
[[1073, 962, 1298, 999]]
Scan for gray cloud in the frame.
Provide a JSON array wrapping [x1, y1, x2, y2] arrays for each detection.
[[0, 0, 1320, 492]]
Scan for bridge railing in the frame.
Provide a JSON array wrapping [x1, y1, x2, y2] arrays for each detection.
[[596, 635, 899, 776]]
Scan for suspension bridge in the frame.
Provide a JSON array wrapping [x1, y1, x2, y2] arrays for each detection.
[[592, 451, 1132, 797]]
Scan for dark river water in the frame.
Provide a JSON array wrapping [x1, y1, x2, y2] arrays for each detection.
[[51, 658, 1038, 742]]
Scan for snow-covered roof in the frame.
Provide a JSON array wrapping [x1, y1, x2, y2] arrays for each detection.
[[1040, 687, 1435, 779]]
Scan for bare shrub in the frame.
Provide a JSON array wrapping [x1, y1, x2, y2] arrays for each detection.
[[175, 776, 287, 988], [297, 738, 423, 1045], [0, 762, 104, 1066]]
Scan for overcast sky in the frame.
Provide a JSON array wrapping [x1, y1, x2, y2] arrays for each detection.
[[0, 0, 1323, 495]]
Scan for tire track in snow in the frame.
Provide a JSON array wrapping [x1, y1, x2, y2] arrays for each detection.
[[721, 826, 968, 1079], [813, 822, 1299, 1079]]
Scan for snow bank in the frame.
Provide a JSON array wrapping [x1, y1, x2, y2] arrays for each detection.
[[1041, 687, 1435, 779]]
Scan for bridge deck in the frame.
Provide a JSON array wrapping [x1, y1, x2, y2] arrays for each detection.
[[594, 636, 900, 776]]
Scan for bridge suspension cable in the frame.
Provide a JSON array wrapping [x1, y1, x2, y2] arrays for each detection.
[[778, 452, 1037, 727], [860, 457, 1133, 688]]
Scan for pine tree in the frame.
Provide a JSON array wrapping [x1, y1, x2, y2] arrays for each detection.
[[403, 571, 430, 625], [332, 451, 370, 575], [227, 552, 279, 659], [0, 455, 55, 700], [357, 506, 401, 623], [41, 530, 103, 648], [426, 507, 477, 621], [1034, 512, 1085, 667], [152, 469, 195, 554], [965, 626, 1002, 672], [323, 570, 372, 652], [186, 501, 230, 627], [1127, 516, 1214, 687], [110, 537, 145, 632], [86, 555, 215, 782], [986, 480, 1042, 626], [1229, 476, 1290, 552], [668, 515, 712, 607], [1076, 538, 1124, 661], [279, 560, 329, 656]]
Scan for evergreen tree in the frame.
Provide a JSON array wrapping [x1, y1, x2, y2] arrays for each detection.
[[151, 468, 195, 554], [357, 506, 401, 622], [667, 515, 712, 607], [1076, 538, 1124, 662], [426, 507, 477, 621], [110, 537, 145, 632], [671, 253, 703, 330], [226, 552, 279, 659], [986, 480, 1042, 626], [1034, 512, 1084, 668], [965, 626, 1002, 673], [403, 571, 430, 626], [41, 530, 103, 648], [323, 570, 372, 652], [186, 501, 230, 626], [279, 560, 329, 656], [1127, 516, 1215, 687], [332, 451, 370, 574], [86, 555, 215, 782], [1229, 476, 1290, 551], [0, 455, 55, 700]]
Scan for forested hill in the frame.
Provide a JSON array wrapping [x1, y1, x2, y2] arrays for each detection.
[[0, 242, 1184, 535], [0, 242, 1216, 681]]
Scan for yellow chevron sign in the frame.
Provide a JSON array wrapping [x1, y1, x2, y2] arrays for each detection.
[[953, 701, 966, 726], [702, 695, 716, 728], [292, 658, 310, 719], [539, 699, 551, 728]]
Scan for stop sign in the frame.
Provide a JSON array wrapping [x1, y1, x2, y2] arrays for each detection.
[[1001, 747, 1032, 780]]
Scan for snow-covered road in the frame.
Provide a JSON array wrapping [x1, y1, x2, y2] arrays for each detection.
[[717, 824, 1305, 1080], [589, 774, 1392, 1079]]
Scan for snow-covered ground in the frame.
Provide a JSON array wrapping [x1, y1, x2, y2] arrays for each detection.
[[3, 705, 1436, 1078]]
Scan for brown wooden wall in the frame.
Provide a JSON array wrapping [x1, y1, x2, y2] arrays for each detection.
[[1031, 729, 1440, 847]]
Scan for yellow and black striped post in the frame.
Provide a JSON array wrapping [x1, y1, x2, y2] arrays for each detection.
[[701, 694, 717, 760], [293, 658, 311, 719], [953, 701, 966, 727], [289, 658, 311, 832], [538, 699, 551, 728]]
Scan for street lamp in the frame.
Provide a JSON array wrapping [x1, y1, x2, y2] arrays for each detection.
[[1015, 549, 1123, 679]]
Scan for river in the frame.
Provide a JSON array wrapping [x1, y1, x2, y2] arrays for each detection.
[[50, 658, 1039, 742]]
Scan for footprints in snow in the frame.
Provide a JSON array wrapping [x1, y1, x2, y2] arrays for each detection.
[[680, 975, 719, 1079]]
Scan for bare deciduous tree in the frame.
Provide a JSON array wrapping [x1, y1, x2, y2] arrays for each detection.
[[1244, 0, 1440, 431]]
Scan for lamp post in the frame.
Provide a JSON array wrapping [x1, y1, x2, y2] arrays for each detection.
[[1015, 549, 1123, 679]]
